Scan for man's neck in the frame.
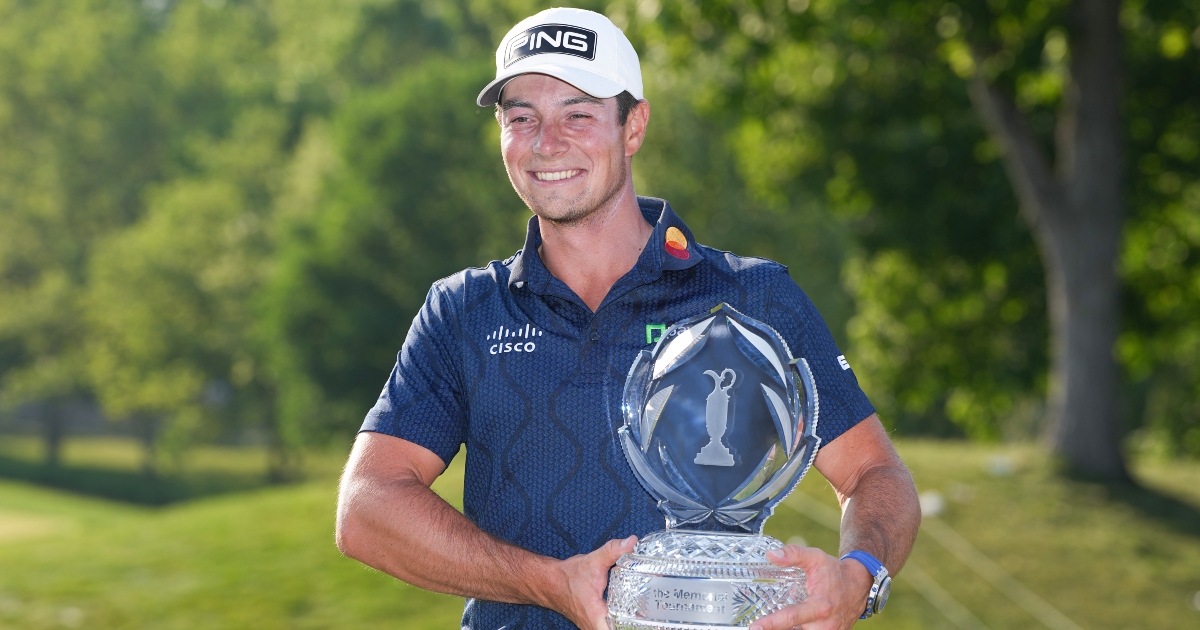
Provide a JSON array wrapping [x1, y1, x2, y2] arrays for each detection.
[[536, 186, 654, 313]]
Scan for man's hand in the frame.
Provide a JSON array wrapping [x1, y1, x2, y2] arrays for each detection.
[[749, 545, 872, 630], [748, 414, 919, 628], [550, 535, 637, 630]]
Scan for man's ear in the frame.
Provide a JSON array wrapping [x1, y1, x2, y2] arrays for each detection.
[[624, 99, 650, 158]]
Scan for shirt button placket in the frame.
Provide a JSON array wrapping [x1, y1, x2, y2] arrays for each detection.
[[579, 319, 605, 381]]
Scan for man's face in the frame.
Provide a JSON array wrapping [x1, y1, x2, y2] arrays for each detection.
[[497, 74, 640, 225]]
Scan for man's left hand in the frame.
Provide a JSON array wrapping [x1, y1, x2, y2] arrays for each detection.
[[748, 545, 872, 630]]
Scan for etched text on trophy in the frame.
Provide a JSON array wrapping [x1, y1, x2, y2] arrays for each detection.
[[640, 577, 738, 623]]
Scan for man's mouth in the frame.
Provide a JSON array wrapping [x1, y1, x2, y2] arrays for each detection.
[[532, 169, 581, 182]]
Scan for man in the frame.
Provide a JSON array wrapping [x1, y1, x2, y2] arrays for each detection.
[[336, 8, 920, 630]]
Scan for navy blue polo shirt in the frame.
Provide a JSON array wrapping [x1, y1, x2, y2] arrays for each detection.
[[362, 197, 875, 630]]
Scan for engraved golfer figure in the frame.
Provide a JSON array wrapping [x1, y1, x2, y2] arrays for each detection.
[[695, 368, 736, 466]]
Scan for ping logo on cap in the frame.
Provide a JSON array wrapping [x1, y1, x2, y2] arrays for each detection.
[[505, 24, 597, 68]]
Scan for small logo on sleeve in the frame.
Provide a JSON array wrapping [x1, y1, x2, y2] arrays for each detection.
[[664, 227, 690, 260], [504, 24, 597, 67], [837, 355, 851, 371], [487, 324, 543, 355]]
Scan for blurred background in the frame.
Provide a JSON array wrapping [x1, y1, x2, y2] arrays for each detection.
[[0, 0, 1198, 628]]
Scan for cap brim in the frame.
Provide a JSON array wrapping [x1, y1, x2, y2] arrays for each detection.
[[476, 64, 626, 107]]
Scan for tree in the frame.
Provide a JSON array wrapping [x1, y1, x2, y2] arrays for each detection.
[[957, 0, 1127, 478], [0, 0, 163, 465], [635, 0, 1200, 475], [84, 0, 348, 475], [635, 0, 1052, 441], [6, 0, 1195, 474], [86, 111, 290, 474], [262, 57, 525, 443]]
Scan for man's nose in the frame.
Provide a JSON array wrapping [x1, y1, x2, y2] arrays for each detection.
[[533, 120, 569, 157]]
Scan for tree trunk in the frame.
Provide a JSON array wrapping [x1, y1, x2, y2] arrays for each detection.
[[1042, 209, 1126, 479], [42, 401, 65, 468], [1047, 0, 1127, 479], [135, 413, 158, 479], [264, 405, 298, 483], [967, 0, 1128, 480]]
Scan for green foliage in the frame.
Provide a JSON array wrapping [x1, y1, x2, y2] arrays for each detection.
[[1121, 187, 1200, 456], [263, 57, 525, 443], [632, 0, 1200, 451], [0, 0, 163, 407], [635, 0, 1050, 438], [1113, 1, 1200, 457], [0, 0, 1198, 459], [81, 0, 295, 457], [86, 108, 288, 453], [844, 253, 1044, 439], [631, 28, 855, 330]]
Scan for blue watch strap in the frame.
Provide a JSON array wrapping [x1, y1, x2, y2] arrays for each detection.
[[841, 551, 887, 619], [841, 550, 884, 576]]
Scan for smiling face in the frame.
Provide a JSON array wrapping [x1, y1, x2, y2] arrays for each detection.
[[497, 74, 645, 226]]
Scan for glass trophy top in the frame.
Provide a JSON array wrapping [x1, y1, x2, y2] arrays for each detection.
[[620, 303, 820, 533]]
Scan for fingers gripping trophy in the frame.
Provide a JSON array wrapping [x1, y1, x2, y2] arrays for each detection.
[[607, 303, 821, 629]]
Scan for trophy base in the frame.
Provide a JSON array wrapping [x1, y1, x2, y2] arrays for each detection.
[[607, 530, 806, 629]]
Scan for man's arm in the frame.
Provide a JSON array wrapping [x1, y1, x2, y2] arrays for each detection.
[[751, 414, 921, 630], [335, 431, 635, 630]]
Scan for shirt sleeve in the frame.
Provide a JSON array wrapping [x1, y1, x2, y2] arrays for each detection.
[[766, 272, 875, 445], [360, 283, 467, 465]]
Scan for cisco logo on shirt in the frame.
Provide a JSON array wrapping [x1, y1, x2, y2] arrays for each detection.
[[504, 24, 597, 67], [487, 324, 543, 355]]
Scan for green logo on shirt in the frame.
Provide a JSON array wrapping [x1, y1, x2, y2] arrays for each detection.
[[645, 323, 666, 344]]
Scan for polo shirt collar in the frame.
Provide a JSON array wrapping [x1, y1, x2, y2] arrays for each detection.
[[508, 196, 702, 298]]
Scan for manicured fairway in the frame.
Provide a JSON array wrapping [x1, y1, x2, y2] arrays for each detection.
[[777, 442, 1200, 629], [0, 439, 1198, 629], [0, 443, 466, 629]]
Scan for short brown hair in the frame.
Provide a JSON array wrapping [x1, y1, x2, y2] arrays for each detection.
[[615, 91, 640, 125]]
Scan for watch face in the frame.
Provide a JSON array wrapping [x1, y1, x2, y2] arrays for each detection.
[[874, 576, 892, 613]]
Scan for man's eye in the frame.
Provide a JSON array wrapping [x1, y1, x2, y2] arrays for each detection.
[[510, 116, 530, 123]]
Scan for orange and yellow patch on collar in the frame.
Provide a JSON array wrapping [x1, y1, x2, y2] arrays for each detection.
[[664, 226, 690, 260]]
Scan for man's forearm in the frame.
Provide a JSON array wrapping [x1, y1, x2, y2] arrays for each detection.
[[336, 471, 561, 608], [836, 463, 921, 572]]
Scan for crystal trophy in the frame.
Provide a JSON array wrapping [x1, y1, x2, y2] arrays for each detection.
[[607, 303, 821, 629]]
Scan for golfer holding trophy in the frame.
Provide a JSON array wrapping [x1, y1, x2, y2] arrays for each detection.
[[337, 8, 921, 630]]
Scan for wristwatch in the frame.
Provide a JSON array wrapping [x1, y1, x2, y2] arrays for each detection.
[[841, 550, 891, 619]]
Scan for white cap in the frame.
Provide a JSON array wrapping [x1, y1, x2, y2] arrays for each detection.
[[477, 8, 643, 107]]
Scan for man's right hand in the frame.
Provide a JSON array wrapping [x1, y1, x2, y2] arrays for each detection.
[[549, 535, 637, 630]]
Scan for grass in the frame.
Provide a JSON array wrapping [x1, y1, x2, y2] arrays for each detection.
[[0, 436, 1198, 628], [0, 437, 464, 629], [774, 441, 1200, 629], [0, 436, 344, 505]]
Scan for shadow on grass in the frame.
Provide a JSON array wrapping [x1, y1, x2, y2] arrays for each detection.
[[1106, 481, 1200, 540], [1062, 471, 1200, 541], [0, 454, 288, 506]]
